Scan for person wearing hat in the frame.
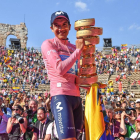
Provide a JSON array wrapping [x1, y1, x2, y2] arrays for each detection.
[[119, 108, 136, 138], [136, 99, 140, 108], [7, 105, 27, 140], [41, 10, 84, 140], [130, 115, 140, 139]]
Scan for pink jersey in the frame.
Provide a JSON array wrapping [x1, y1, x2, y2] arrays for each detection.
[[41, 37, 81, 97]]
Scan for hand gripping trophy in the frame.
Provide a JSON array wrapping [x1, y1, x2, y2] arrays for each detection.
[[75, 19, 106, 140]]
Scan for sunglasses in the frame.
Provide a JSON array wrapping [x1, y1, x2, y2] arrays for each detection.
[[13, 108, 19, 111], [115, 111, 122, 114]]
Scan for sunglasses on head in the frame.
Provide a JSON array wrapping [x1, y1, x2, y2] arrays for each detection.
[[13, 108, 19, 111], [115, 111, 122, 114]]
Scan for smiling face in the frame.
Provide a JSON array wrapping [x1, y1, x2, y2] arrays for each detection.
[[50, 17, 71, 40], [29, 100, 38, 112]]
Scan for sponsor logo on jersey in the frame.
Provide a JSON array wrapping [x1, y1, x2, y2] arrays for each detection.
[[47, 49, 56, 55], [56, 102, 63, 112], [56, 102, 64, 134]]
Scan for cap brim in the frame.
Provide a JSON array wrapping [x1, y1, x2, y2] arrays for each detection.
[[53, 16, 69, 23], [114, 108, 125, 112], [136, 118, 140, 121]]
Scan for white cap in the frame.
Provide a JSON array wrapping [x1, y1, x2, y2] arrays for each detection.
[[136, 99, 140, 103]]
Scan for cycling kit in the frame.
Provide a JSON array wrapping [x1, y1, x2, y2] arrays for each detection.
[[51, 95, 83, 139], [41, 37, 81, 97], [41, 37, 83, 139]]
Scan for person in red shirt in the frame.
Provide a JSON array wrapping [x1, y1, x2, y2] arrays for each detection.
[[123, 74, 126, 80], [138, 79, 140, 86]]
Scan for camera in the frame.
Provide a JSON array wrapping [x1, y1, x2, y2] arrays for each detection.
[[13, 114, 24, 124], [27, 124, 34, 132], [125, 109, 132, 116], [26, 109, 33, 117]]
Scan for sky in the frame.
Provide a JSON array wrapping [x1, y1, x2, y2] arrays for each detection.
[[0, 0, 140, 50]]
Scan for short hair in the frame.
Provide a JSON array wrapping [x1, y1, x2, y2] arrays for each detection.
[[105, 105, 113, 111], [130, 101, 135, 104], [37, 107, 47, 113], [28, 99, 38, 105]]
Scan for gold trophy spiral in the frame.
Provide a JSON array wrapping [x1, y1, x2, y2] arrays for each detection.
[[75, 18, 103, 86]]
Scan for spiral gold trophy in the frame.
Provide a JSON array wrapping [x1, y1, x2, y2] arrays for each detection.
[[75, 18, 103, 86], [75, 19, 106, 140]]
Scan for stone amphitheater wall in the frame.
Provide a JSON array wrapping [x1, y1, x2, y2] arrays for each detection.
[[0, 22, 28, 48]]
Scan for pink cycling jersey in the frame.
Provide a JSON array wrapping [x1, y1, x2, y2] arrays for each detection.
[[41, 37, 81, 97]]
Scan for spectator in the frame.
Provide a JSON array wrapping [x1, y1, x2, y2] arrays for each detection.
[[120, 108, 136, 138], [32, 107, 52, 140], [136, 99, 140, 108], [0, 97, 12, 140], [105, 105, 121, 139], [121, 101, 127, 109], [129, 101, 135, 108], [130, 115, 140, 139], [25, 100, 38, 140], [7, 105, 27, 140], [130, 91, 135, 98], [45, 121, 58, 140]]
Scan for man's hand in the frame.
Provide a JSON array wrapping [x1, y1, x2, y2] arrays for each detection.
[[11, 117, 16, 124], [76, 39, 85, 51], [121, 111, 126, 119]]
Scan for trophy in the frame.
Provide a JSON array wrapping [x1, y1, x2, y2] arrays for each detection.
[[75, 18, 103, 87]]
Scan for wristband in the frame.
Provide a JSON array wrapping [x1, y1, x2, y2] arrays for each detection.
[[75, 18, 95, 30], [76, 27, 103, 38]]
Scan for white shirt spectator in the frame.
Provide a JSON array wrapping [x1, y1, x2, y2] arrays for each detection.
[[130, 132, 140, 139], [130, 92, 135, 98], [124, 67, 127, 72], [46, 121, 58, 139]]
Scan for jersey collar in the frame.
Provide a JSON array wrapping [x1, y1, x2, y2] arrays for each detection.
[[54, 36, 69, 45]]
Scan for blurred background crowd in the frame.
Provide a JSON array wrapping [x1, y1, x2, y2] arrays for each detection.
[[0, 45, 140, 140]]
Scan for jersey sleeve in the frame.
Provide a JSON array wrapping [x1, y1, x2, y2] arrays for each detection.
[[41, 40, 81, 75]]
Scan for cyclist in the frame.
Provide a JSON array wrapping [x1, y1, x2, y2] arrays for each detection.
[[41, 10, 84, 140]]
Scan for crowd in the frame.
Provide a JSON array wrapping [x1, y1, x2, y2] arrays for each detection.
[[95, 46, 140, 75], [0, 46, 49, 93], [0, 45, 140, 140]]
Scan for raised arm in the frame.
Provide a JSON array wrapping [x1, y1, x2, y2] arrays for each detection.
[[41, 39, 84, 76]]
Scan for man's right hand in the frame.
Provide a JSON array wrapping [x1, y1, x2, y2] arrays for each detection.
[[121, 111, 126, 119], [76, 39, 85, 51], [11, 117, 16, 124]]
